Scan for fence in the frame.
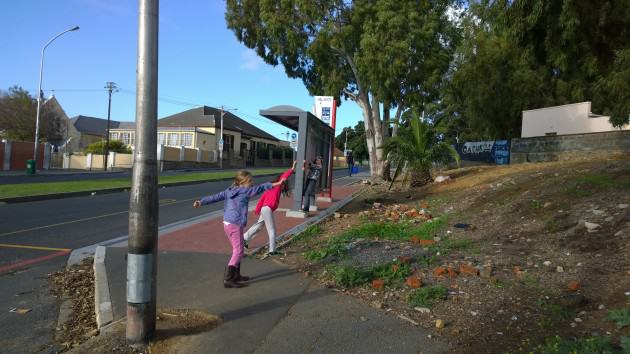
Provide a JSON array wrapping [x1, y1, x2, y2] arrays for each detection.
[[1, 140, 51, 171], [49, 144, 293, 171]]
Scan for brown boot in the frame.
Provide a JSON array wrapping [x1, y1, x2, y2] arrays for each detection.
[[235, 264, 250, 282], [223, 266, 244, 288]]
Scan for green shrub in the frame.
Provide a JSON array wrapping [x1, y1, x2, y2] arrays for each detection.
[[530, 335, 628, 354], [369, 260, 411, 284], [326, 265, 369, 287], [606, 308, 630, 329]]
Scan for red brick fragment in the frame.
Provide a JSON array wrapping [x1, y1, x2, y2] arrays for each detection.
[[433, 267, 447, 277], [372, 279, 385, 289], [397, 256, 412, 264], [447, 266, 458, 278], [567, 281, 581, 291], [406, 277, 422, 289], [459, 264, 479, 276]]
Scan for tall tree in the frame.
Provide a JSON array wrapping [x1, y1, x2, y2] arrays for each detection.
[[225, 0, 458, 179], [0, 86, 65, 142]]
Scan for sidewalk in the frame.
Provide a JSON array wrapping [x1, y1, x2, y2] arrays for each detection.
[[97, 173, 448, 353]]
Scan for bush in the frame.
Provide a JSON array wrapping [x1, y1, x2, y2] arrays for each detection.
[[85, 140, 131, 154], [530, 335, 628, 354]]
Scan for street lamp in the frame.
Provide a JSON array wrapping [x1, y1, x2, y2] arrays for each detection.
[[33, 25, 80, 168]]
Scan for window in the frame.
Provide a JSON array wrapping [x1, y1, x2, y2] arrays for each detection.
[[158, 133, 166, 145], [182, 133, 193, 147], [130, 132, 135, 146], [110, 132, 119, 141], [168, 133, 178, 146], [121, 132, 130, 145], [223, 134, 234, 152]]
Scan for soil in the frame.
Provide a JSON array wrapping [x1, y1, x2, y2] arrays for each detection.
[[268, 156, 630, 353]]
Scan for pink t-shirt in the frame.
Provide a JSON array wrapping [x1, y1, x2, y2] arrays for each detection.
[[254, 168, 294, 215]]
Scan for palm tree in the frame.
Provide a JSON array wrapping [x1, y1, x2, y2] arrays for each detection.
[[381, 112, 460, 188]]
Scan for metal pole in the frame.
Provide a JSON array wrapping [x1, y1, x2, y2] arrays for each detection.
[[127, 0, 158, 346], [220, 107, 224, 169], [33, 26, 79, 167]]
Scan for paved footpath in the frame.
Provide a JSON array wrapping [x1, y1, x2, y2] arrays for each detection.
[[99, 175, 449, 353]]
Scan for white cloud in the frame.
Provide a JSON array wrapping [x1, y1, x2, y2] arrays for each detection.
[[240, 49, 265, 71]]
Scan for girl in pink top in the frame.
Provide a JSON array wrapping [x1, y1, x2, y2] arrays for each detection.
[[244, 160, 297, 255]]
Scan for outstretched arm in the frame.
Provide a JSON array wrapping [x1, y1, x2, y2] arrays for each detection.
[[193, 190, 226, 208], [245, 182, 273, 197]]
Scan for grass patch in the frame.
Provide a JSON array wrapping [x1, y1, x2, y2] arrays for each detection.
[[529, 335, 628, 354], [292, 224, 321, 244], [303, 218, 448, 262], [606, 308, 630, 329], [408, 285, 448, 308], [427, 236, 474, 256], [325, 260, 411, 288], [325, 265, 369, 287], [560, 173, 629, 199], [490, 279, 510, 289], [0, 168, 288, 199]]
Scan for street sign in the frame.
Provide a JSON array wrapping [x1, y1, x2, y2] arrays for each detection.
[[290, 133, 298, 148], [218, 138, 224, 150]]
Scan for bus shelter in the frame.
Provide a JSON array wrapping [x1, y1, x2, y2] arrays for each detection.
[[260, 105, 335, 218]]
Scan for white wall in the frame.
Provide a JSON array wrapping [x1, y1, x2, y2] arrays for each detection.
[[521, 102, 629, 138]]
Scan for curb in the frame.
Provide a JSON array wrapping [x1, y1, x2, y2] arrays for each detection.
[[93, 246, 113, 329], [249, 183, 367, 256]]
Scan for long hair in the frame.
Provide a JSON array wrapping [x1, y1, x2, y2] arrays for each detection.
[[232, 170, 253, 187], [272, 174, 290, 197]]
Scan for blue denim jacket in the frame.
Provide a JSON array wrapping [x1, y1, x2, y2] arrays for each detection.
[[200, 183, 272, 227]]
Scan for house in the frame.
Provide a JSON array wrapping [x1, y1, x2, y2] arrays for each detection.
[[68, 115, 133, 151], [521, 102, 630, 138], [109, 106, 286, 158]]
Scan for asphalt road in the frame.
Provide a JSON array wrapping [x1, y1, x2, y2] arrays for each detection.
[[0, 167, 362, 353]]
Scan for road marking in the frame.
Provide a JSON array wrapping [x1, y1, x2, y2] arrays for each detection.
[[0, 250, 70, 273], [0, 173, 364, 238], [0, 243, 71, 252]]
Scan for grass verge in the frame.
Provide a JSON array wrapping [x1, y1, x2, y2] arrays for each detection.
[[0, 168, 288, 199]]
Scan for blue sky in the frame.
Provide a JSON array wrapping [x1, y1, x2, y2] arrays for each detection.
[[0, 0, 363, 140]]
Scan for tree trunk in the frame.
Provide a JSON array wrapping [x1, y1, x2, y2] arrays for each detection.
[[409, 168, 432, 187]]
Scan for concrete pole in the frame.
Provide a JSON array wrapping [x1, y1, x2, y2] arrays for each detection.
[[219, 107, 224, 169], [126, 0, 159, 346]]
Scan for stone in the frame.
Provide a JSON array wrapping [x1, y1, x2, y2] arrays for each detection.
[[556, 266, 564, 273], [617, 204, 629, 209], [584, 222, 602, 233], [591, 209, 605, 215], [371, 301, 385, 309], [459, 264, 479, 276], [373, 202, 382, 209], [434, 175, 451, 183], [598, 304, 606, 310], [543, 261, 552, 266], [406, 277, 422, 289], [334, 212, 342, 218], [605, 216, 614, 222], [435, 319, 445, 329], [567, 281, 581, 291], [371, 279, 385, 290], [574, 318, 583, 323], [480, 266, 493, 278], [360, 316, 367, 322], [414, 307, 431, 314], [543, 202, 553, 208]]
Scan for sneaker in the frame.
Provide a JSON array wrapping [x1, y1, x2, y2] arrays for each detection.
[[243, 240, 249, 249]]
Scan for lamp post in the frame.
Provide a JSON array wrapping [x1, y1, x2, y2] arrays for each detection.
[[33, 26, 80, 169]]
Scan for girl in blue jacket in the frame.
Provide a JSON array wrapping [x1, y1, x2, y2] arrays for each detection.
[[194, 170, 286, 288]]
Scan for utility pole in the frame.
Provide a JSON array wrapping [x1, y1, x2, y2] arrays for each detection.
[[344, 129, 348, 153], [127, 0, 158, 346], [219, 106, 224, 169], [103, 81, 118, 171]]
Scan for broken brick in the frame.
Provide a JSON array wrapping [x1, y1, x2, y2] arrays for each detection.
[[397, 256, 412, 264], [459, 264, 479, 276], [433, 267, 447, 277], [406, 277, 422, 289], [447, 266, 458, 278], [567, 281, 581, 292], [513, 266, 522, 274], [372, 279, 385, 289]]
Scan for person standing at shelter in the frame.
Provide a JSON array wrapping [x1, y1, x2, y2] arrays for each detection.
[[193, 170, 287, 288], [346, 150, 354, 177], [302, 156, 322, 213], [244, 160, 297, 255]]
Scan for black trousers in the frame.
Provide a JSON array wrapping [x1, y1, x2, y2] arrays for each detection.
[[302, 179, 317, 211]]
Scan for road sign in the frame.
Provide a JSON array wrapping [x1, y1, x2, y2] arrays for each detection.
[[218, 138, 224, 150], [290, 133, 298, 148]]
